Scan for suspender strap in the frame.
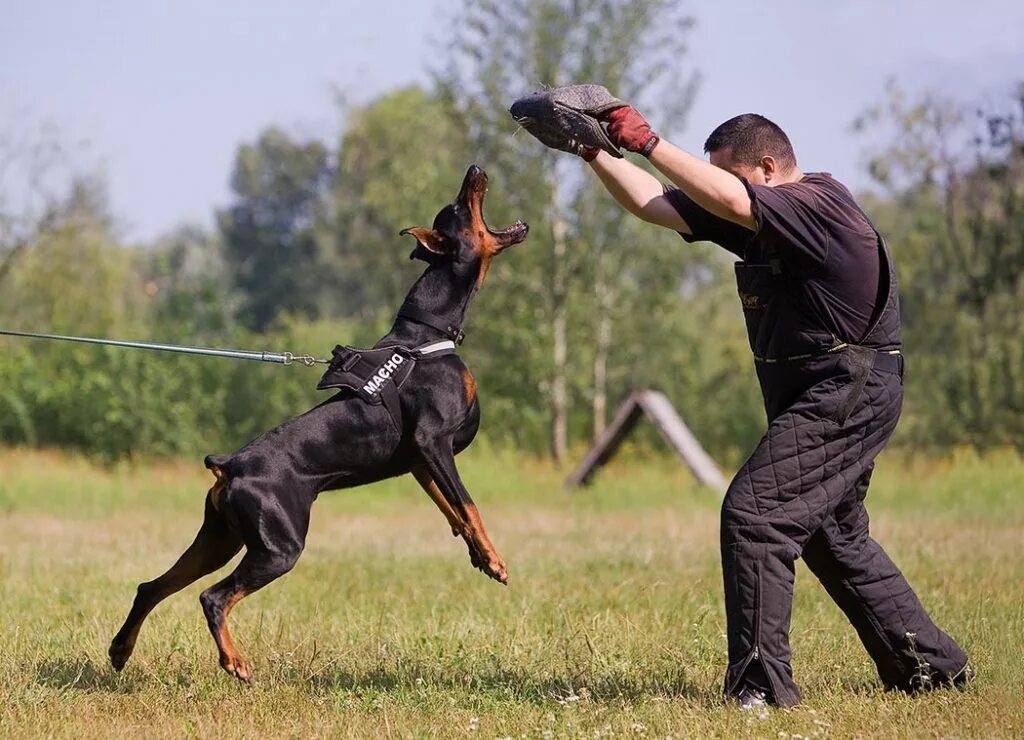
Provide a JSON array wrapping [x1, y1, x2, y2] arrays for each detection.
[[397, 303, 466, 345], [765, 242, 783, 276], [833, 347, 904, 425]]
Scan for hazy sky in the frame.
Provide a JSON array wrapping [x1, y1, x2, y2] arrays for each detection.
[[3, 0, 1022, 241]]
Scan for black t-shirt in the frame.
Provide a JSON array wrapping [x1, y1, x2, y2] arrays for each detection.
[[664, 172, 881, 343]]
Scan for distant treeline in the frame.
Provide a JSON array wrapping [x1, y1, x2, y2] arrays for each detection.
[[0, 3, 1020, 464]]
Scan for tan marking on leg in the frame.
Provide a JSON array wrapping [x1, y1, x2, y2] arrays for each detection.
[[412, 466, 466, 537], [461, 369, 478, 405], [411, 467, 501, 576], [110, 502, 241, 671], [461, 504, 508, 584], [209, 466, 226, 511], [215, 589, 251, 682]]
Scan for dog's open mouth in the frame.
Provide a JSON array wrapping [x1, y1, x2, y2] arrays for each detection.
[[459, 165, 529, 248], [491, 219, 529, 246]]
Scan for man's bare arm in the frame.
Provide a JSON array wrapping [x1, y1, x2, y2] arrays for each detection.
[[647, 140, 755, 230], [587, 151, 690, 232], [599, 105, 756, 230]]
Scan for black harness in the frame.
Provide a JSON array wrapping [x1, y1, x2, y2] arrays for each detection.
[[316, 303, 463, 430]]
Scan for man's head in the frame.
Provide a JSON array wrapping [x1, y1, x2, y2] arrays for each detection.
[[704, 114, 798, 186]]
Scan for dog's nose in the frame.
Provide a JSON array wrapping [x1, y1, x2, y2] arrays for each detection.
[[459, 165, 489, 203], [464, 164, 487, 185]]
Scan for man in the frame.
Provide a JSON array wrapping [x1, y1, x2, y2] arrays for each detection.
[[543, 102, 972, 707]]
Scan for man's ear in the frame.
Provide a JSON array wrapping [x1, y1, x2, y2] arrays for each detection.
[[399, 227, 447, 254], [760, 155, 777, 183]]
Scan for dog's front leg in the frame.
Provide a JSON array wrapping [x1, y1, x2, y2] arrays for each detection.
[[411, 464, 467, 538], [411, 465, 488, 571], [416, 439, 508, 584]]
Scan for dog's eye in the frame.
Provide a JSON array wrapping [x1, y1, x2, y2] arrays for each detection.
[[433, 205, 456, 227]]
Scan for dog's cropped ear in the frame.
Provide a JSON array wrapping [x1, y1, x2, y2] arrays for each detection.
[[400, 227, 448, 255]]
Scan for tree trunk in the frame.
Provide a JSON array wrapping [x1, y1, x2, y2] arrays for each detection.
[[592, 260, 613, 442], [549, 184, 569, 465], [0, 237, 31, 287]]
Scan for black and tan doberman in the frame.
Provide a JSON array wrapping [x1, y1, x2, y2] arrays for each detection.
[[109, 165, 528, 682]]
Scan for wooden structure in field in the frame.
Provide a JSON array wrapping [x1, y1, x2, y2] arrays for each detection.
[[564, 390, 728, 492]]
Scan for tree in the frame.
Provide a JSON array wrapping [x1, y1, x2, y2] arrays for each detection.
[[143, 224, 233, 337], [856, 82, 1024, 447], [323, 87, 472, 324], [218, 128, 332, 331], [0, 112, 86, 287], [439, 0, 700, 462]]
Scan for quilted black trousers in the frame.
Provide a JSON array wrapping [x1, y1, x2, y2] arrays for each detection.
[[721, 362, 968, 706]]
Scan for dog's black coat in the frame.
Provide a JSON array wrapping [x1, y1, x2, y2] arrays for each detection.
[[109, 165, 528, 681]]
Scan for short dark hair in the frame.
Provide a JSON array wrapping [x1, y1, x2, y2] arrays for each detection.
[[704, 114, 796, 171]]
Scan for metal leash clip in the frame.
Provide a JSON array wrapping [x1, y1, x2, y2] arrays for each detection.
[[282, 353, 326, 367]]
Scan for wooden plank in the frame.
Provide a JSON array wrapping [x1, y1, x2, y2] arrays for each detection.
[[635, 391, 728, 491], [564, 389, 728, 493], [563, 392, 643, 488]]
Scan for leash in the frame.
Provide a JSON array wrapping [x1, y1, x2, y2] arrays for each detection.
[[0, 303, 465, 368], [0, 328, 330, 367]]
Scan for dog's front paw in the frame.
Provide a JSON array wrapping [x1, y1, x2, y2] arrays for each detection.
[[481, 554, 508, 585], [460, 533, 508, 584]]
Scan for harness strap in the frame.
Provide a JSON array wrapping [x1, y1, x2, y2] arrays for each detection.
[[378, 380, 403, 430], [397, 303, 466, 345], [316, 339, 461, 432], [412, 339, 457, 356]]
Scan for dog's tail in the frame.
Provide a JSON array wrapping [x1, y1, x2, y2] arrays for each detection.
[[204, 454, 231, 472], [204, 454, 231, 511]]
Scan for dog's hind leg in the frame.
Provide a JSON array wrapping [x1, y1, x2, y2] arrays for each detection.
[[198, 544, 302, 682], [198, 486, 310, 682], [416, 437, 507, 584], [109, 488, 242, 671]]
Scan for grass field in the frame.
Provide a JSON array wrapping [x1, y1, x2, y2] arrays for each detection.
[[1, 445, 1022, 738]]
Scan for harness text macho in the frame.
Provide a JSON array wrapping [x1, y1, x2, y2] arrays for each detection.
[[362, 353, 405, 395]]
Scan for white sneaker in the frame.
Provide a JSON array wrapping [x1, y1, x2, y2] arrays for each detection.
[[733, 687, 769, 710]]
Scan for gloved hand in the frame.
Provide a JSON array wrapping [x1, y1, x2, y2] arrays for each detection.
[[605, 106, 660, 156], [509, 84, 626, 160]]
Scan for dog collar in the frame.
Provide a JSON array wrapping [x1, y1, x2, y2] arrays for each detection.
[[397, 303, 465, 345]]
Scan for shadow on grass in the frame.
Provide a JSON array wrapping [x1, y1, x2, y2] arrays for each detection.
[[306, 661, 713, 706], [31, 655, 891, 708], [35, 657, 144, 694]]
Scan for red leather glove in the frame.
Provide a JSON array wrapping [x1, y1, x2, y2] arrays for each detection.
[[605, 106, 660, 156]]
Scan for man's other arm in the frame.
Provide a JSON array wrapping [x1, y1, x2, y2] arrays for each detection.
[[647, 140, 756, 230], [588, 151, 691, 233]]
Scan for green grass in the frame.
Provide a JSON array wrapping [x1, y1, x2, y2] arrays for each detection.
[[0, 445, 1022, 738]]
